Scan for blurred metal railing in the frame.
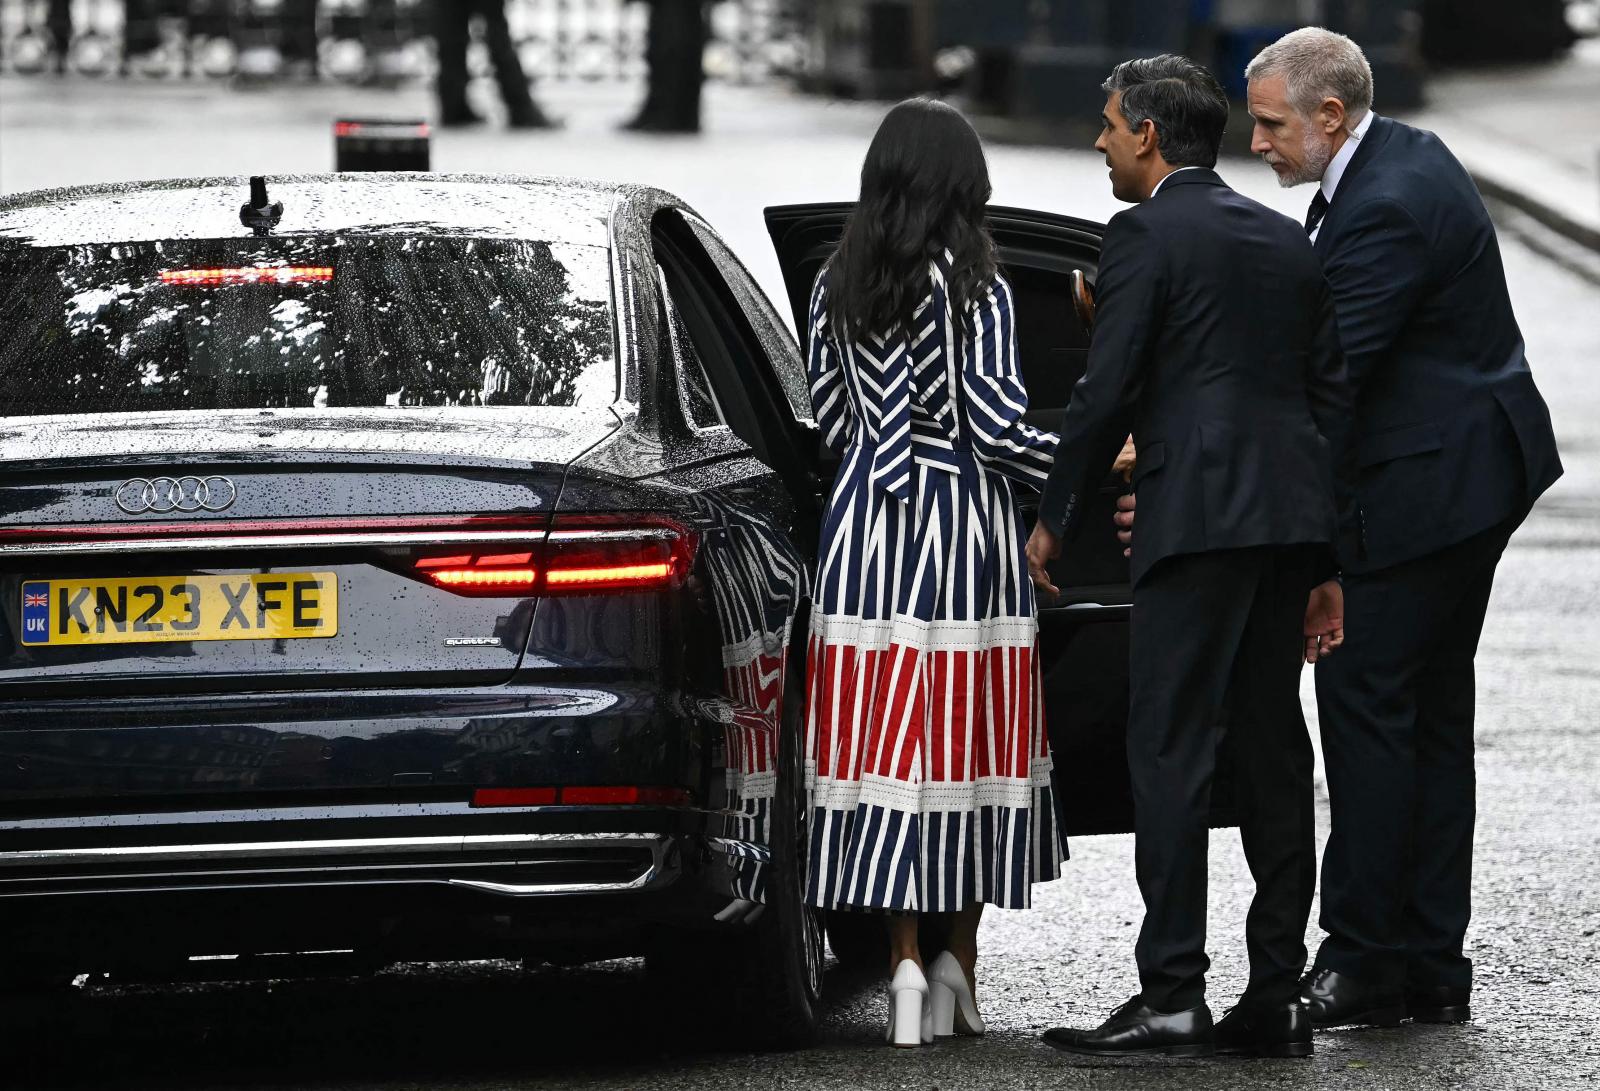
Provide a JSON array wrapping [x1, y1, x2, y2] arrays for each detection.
[[0, 0, 808, 85]]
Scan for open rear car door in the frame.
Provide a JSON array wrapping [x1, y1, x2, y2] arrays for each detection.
[[764, 203, 1243, 837]]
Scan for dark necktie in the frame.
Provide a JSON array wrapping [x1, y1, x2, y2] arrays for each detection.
[[1305, 190, 1330, 237]]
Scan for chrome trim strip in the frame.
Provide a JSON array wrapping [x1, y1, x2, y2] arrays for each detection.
[[0, 832, 657, 867], [0, 531, 542, 556], [0, 528, 678, 557], [447, 866, 657, 896], [1043, 602, 1131, 619], [544, 528, 677, 543]]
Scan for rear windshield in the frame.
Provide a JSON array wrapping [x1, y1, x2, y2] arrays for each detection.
[[0, 235, 615, 417]]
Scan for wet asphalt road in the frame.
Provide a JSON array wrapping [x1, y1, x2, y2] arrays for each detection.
[[3, 77, 1600, 1091]]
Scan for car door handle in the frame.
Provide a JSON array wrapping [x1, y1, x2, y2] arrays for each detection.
[[1041, 601, 1130, 622]]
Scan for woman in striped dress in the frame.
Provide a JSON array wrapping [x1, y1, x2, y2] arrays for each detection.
[[803, 99, 1067, 1047]]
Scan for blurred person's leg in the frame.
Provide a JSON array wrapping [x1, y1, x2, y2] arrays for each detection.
[[121, 0, 162, 66], [282, 0, 319, 77], [47, 0, 73, 73], [434, 0, 482, 125], [361, 0, 406, 83], [626, 0, 705, 132], [477, 0, 554, 128], [622, 0, 665, 129]]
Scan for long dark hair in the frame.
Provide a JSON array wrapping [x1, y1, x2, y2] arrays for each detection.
[[826, 98, 997, 341]]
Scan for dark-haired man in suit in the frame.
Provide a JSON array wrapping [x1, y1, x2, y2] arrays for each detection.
[[1027, 54, 1357, 1059], [1243, 26, 1562, 1030]]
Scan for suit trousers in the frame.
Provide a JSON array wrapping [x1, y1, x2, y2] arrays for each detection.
[[434, 0, 536, 119], [1129, 545, 1320, 1012], [638, 0, 707, 128], [1314, 516, 1519, 991]]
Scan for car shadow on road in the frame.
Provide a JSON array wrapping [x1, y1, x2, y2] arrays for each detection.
[[5, 958, 889, 1089]]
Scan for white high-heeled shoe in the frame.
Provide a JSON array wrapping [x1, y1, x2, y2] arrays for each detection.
[[929, 951, 986, 1037], [886, 959, 934, 1047]]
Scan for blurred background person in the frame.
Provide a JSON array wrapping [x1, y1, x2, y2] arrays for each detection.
[[434, 0, 554, 129], [623, 0, 708, 133], [282, 0, 321, 79]]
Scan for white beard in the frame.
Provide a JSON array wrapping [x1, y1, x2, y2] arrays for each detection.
[[1270, 130, 1335, 188]]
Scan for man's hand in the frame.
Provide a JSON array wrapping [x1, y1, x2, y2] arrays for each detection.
[[1026, 523, 1062, 598], [1304, 579, 1345, 664], [1112, 435, 1137, 482], [1114, 493, 1136, 558]]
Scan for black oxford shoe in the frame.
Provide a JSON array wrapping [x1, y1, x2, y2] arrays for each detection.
[[1043, 996, 1215, 1058], [1214, 995, 1313, 1058], [1406, 985, 1471, 1024], [1300, 967, 1405, 1028]]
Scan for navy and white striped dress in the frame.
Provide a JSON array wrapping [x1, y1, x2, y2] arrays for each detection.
[[803, 253, 1067, 913]]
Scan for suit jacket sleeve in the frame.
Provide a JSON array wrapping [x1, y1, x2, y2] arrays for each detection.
[[806, 272, 855, 457], [1306, 275, 1361, 572], [1037, 211, 1160, 537], [961, 274, 1060, 489], [1321, 197, 1432, 394]]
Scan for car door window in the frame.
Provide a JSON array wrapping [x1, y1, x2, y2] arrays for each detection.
[[1000, 262, 1092, 421], [655, 266, 727, 433], [651, 214, 820, 520], [678, 213, 814, 425]]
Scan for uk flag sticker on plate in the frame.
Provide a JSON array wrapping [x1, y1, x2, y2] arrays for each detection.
[[20, 583, 50, 644]]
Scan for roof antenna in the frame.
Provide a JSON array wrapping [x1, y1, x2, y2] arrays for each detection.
[[240, 176, 284, 237]]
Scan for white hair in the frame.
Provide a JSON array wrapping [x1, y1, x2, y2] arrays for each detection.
[[1245, 26, 1374, 123]]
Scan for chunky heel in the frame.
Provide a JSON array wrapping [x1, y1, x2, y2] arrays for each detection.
[[893, 984, 926, 1047], [928, 951, 986, 1036], [886, 959, 931, 1048], [930, 982, 956, 1039]]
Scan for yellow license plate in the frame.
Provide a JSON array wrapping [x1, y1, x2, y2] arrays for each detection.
[[20, 573, 338, 647]]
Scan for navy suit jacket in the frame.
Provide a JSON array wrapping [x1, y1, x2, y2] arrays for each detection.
[[1037, 168, 1358, 587], [1313, 115, 1563, 571]]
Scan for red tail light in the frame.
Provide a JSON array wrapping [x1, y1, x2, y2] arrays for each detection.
[[414, 517, 697, 598], [470, 788, 557, 807], [471, 786, 691, 808], [158, 266, 334, 286]]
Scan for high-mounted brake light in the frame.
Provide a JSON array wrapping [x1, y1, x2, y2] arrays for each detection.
[[158, 267, 334, 286]]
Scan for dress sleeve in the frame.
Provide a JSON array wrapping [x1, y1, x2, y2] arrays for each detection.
[[960, 274, 1059, 488], [807, 271, 855, 456]]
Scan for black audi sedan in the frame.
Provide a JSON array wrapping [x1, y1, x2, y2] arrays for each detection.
[[0, 173, 1159, 1046]]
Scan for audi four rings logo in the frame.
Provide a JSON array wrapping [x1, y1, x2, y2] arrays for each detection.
[[115, 476, 238, 515]]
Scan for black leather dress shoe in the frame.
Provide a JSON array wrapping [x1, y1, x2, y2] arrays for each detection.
[[1406, 985, 1471, 1024], [1300, 967, 1405, 1028], [1043, 996, 1215, 1057], [1214, 995, 1313, 1058]]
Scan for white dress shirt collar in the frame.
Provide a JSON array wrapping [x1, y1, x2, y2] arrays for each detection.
[[1151, 165, 1206, 197], [1321, 110, 1375, 204]]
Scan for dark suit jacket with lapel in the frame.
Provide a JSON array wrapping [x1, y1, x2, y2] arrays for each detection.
[[1313, 115, 1563, 572], [1038, 168, 1358, 587]]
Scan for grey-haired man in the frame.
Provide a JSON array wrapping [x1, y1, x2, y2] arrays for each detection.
[[1244, 27, 1562, 1029]]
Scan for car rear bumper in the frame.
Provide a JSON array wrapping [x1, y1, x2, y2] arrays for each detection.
[[0, 805, 773, 972], [0, 827, 674, 899]]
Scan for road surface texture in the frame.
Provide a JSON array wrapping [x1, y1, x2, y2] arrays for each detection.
[[2, 73, 1598, 1091]]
